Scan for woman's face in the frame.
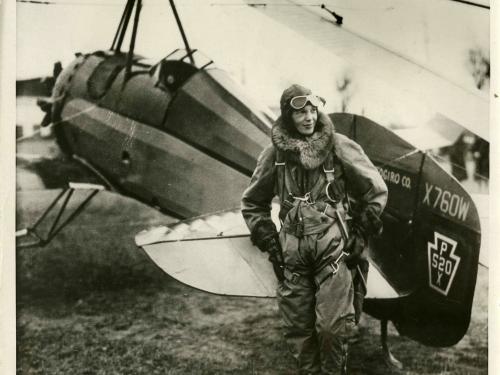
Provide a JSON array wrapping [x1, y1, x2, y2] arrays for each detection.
[[291, 104, 318, 135]]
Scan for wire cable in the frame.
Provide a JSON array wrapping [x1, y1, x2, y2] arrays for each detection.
[[17, 0, 124, 6]]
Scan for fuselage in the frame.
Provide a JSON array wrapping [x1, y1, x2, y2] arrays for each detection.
[[51, 49, 273, 217]]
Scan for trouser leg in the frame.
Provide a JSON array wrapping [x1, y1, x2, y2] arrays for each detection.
[[315, 262, 356, 374], [277, 277, 321, 374]]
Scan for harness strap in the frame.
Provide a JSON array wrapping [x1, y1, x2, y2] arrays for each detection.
[[314, 251, 349, 287], [275, 150, 296, 223], [275, 150, 286, 202], [275, 149, 349, 227], [275, 149, 302, 197], [276, 150, 337, 202], [276, 151, 334, 198], [283, 251, 349, 286], [284, 159, 302, 197], [283, 268, 302, 284], [323, 152, 335, 184], [322, 152, 352, 242], [306, 151, 334, 202], [323, 151, 348, 203], [276, 150, 307, 224]]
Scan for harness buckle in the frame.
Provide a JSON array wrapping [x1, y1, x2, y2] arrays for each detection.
[[292, 191, 314, 205], [330, 251, 349, 276], [290, 272, 301, 284], [325, 182, 337, 203], [284, 268, 302, 284]]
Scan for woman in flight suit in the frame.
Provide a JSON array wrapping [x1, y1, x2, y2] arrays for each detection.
[[241, 84, 388, 374]]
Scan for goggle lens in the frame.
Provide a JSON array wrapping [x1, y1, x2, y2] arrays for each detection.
[[290, 95, 324, 110]]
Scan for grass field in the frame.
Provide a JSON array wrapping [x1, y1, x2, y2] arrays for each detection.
[[16, 189, 487, 374]]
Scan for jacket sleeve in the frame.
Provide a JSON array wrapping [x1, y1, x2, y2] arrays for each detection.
[[241, 144, 278, 244], [335, 134, 388, 235]]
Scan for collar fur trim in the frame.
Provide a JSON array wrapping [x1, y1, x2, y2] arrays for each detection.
[[271, 112, 335, 170]]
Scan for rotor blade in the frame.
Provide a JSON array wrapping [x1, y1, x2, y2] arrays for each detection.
[[247, 0, 489, 141], [136, 206, 399, 298]]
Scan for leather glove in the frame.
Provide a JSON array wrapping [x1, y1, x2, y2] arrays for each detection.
[[264, 236, 285, 282], [344, 207, 383, 269], [251, 220, 285, 281], [344, 225, 367, 269], [357, 207, 383, 236]]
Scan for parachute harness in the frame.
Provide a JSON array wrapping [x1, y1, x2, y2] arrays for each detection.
[[275, 150, 351, 285]]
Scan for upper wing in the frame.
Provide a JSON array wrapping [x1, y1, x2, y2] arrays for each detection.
[[246, 0, 489, 144]]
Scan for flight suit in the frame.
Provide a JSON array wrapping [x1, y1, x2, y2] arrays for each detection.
[[241, 112, 387, 374]]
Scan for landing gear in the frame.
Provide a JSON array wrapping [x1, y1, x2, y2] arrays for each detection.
[[16, 183, 104, 248], [381, 319, 403, 370]]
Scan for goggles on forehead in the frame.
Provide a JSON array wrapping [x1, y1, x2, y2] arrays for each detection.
[[290, 94, 325, 110]]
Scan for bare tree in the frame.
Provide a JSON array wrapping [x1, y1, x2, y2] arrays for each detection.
[[467, 48, 490, 90], [336, 72, 353, 112]]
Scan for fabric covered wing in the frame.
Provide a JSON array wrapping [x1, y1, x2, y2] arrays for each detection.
[[246, 0, 488, 143], [136, 207, 398, 298]]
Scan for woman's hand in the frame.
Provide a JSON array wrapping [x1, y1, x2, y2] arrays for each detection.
[[251, 219, 284, 281], [344, 226, 367, 269], [265, 237, 285, 282]]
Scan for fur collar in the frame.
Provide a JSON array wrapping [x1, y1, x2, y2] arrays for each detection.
[[271, 112, 335, 170]]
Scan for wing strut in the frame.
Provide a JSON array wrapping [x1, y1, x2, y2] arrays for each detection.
[[125, 0, 142, 80], [16, 183, 104, 248], [112, 0, 136, 53], [169, 0, 194, 65]]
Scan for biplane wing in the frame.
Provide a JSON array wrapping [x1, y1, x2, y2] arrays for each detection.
[[245, 0, 489, 144]]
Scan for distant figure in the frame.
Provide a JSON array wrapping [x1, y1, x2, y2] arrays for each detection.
[[472, 137, 489, 182], [449, 134, 468, 182], [241, 84, 388, 373]]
